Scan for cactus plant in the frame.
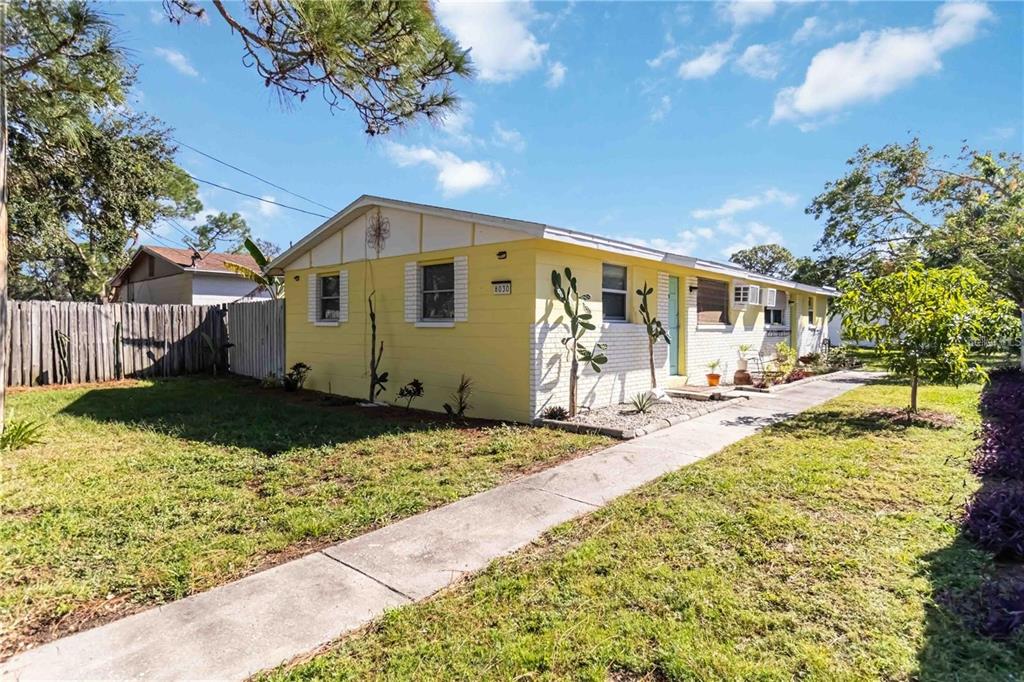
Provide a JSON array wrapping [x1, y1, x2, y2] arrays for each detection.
[[368, 291, 388, 401], [636, 281, 670, 389], [551, 268, 608, 417]]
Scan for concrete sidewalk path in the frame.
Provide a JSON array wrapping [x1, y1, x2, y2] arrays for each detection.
[[1, 371, 876, 681]]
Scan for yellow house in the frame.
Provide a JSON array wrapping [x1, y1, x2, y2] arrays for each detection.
[[267, 195, 835, 423]]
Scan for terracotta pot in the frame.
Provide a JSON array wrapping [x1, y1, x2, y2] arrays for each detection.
[[733, 369, 752, 386], [706, 373, 721, 387]]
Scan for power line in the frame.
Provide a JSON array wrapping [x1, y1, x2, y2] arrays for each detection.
[[172, 137, 338, 213], [185, 173, 331, 219]]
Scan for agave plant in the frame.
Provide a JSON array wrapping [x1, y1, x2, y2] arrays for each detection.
[[222, 238, 283, 299]]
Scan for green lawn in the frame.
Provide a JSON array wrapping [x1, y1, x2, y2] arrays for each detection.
[[849, 347, 1020, 373], [0, 378, 607, 658], [270, 382, 1023, 681]]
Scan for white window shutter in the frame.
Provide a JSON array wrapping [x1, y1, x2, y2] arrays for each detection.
[[764, 288, 777, 308], [454, 256, 468, 322], [307, 274, 318, 323], [749, 285, 761, 306], [338, 271, 349, 322], [404, 262, 419, 322]]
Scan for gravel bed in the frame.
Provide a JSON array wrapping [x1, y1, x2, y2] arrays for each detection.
[[566, 397, 714, 431]]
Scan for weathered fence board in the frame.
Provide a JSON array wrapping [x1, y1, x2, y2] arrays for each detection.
[[225, 299, 285, 381], [4, 299, 284, 388]]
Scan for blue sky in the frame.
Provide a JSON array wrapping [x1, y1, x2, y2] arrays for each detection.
[[112, 1, 1022, 261]]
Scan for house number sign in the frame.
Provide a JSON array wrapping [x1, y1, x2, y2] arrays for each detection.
[[492, 280, 512, 295]]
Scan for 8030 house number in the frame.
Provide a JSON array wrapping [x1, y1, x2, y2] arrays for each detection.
[[492, 280, 512, 295]]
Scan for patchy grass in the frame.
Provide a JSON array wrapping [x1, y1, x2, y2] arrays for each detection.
[[0, 378, 607, 658], [270, 383, 1024, 681]]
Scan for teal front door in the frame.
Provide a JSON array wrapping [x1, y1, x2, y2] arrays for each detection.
[[668, 276, 680, 374]]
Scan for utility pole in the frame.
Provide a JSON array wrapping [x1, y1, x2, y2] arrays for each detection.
[[0, 0, 9, 434]]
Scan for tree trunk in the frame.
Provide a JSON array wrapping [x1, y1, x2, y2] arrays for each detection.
[[1019, 308, 1023, 372], [569, 355, 578, 417], [910, 369, 919, 413], [648, 338, 656, 389], [0, 59, 8, 435]]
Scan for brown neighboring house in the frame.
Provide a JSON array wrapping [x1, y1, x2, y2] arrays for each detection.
[[109, 246, 271, 304]]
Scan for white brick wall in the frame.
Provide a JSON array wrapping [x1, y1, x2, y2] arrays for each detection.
[[656, 271, 669, 321], [530, 322, 668, 417], [684, 276, 789, 382]]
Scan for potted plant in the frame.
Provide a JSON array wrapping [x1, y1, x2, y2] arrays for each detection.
[[706, 359, 722, 387], [734, 344, 753, 386]]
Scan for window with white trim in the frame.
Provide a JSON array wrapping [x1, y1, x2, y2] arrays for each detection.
[[733, 284, 760, 306], [421, 262, 455, 320], [765, 289, 787, 326], [601, 263, 627, 322], [318, 275, 340, 321]]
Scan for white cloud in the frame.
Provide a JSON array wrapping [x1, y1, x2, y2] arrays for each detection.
[[773, 1, 993, 124], [492, 122, 526, 151], [435, 1, 547, 82], [718, 1, 776, 28], [678, 39, 734, 79], [792, 16, 861, 43], [546, 61, 567, 88], [622, 230, 704, 257], [153, 47, 199, 78], [692, 188, 797, 220], [383, 143, 503, 196], [650, 95, 672, 122], [647, 45, 681, 69], [736, 43, 782, 79], [721, 221, 784, 257], [149, 7, 165, 24], [257, 196, 281, 218]]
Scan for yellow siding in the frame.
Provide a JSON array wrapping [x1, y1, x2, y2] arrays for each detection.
[[285, 238, 539, 422]]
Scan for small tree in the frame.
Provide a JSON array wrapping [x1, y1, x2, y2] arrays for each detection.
[[551, 268, 608, 417], [636, 282, 670, 389], [367, 291, 388, 401], [834, 264, 1016, 411]]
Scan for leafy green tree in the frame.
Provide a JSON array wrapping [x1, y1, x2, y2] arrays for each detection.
[[4, 1, 200, 301], [163, 0, 471, 135], [190, 211, 251, 254], [729, 244, 797, 279], [809, 141, 1023, 367], [834, 264, 1016, 412], [791, 255, 847, 288]]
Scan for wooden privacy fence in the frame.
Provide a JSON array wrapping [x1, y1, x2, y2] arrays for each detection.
[[225, 299, 285, 381], [5, 299, 285, 388]]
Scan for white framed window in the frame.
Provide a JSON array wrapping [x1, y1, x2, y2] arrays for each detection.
[[733, 283, 761, 307], [601, 263, 628, 322], [318, 274, 341, 321], [765, 289, 787, 326], [421, 262, 455, 320]]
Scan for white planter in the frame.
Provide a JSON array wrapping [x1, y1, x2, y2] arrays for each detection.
[[737, 357, 749, 371]]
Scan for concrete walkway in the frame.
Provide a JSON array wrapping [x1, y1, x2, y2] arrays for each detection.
[[1, 372, 875, 681]]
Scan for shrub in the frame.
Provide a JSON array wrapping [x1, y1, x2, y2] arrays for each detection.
[[963, 482, 1024, 560], [971, 370, 1024, 480], [443, 374, 473, 419], [540, 405, 570, 421], [0, 418, 45, 451], [783, 368, 811, 384], [798, 353, 820, 365], [950, 578, 1024, 640], [282, 362, 311, 392], [397, 379, 424, 409], [631, 392, 655, 414]]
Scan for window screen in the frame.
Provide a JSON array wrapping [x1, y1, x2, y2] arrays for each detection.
[[601, 263, 627, 322], [697, 278, 728, 324], [319, 275, 340, 321], [421, 262, 455, 320]]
